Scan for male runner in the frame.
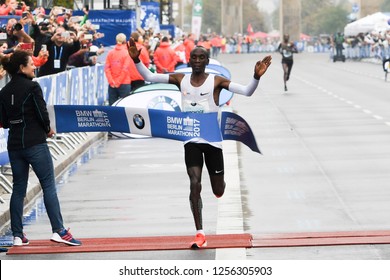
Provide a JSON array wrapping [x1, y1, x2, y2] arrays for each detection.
[[277, 34, 298, 92], [127, 38, 271, 248]]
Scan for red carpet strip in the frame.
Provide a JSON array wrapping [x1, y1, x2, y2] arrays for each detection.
[[252, 230, 390, 247], [7, 230, 390, 255], [7, 233, 252, 255]]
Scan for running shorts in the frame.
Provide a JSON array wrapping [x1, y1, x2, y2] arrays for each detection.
[[184, 143, 224, 176]]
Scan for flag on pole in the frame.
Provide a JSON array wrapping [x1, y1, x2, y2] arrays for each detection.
[[191, 0, 203, 40], [247, 23, 254, 35]]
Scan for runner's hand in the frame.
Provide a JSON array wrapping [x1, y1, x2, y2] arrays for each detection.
[[127, 38, 141, 62], [254, 55, 272, 79]]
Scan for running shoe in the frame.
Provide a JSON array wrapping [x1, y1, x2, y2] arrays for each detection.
[[190, 233, 207, 249], [50, 228, 82, 246], [13, 234, 29, 246]]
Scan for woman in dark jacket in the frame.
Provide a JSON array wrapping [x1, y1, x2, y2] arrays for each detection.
[[0, 51, 81, 246]]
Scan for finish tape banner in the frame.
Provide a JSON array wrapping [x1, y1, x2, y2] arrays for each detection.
[[48, 105, 261, 153]]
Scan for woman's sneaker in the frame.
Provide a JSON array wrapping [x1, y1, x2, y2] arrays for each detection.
[[50, 228, 82, 246], [13, 234, 29, 246]]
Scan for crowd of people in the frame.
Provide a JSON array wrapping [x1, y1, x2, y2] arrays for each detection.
[[341, 30, 390, 62], [0, 1, 104, 79], [2, 0, 389, 250]]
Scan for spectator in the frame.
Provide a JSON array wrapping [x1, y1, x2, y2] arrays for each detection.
[[104, 33, 131, 105], [173, 39, 186, 66], [0, 0, 25, 16], [68, 44, 104, 68], [29, 16, 53, 57], [5, 18, 34, 49], [153, 37, 178, 73], [0, 50, 82, 247], [37, 26, 80, 77], [210, 33, 222, 58], [334, 32, 345, 57], [13, 42, 49, 67], [197, 35, 211, 57], [0, 40, 8, 53], [183, 33, 195, 63], [245, 35, 253, 53]]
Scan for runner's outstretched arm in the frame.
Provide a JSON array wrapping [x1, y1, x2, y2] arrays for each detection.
[[227, 55, 272, 96]]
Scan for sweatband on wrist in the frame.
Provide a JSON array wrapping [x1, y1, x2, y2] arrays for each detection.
[[135, 61, 170, 83], [228, 77, 260, 96]]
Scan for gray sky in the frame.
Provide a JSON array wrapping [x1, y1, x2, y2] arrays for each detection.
[[257, 0, 279, 13]]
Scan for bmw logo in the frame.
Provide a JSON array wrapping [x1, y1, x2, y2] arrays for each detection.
[[133, 114, 145, 129], [147, 96, 181, 112]]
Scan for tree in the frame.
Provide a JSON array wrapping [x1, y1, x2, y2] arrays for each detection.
[[183, 0, 266, 34], [381, 0, 390, 11], [53, 0, 73, 8], [301, 0, 349, 35], [243, 0, 268, 32]]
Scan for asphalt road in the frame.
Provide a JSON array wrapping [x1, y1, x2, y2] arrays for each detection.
[[2, 52, 390, 262]]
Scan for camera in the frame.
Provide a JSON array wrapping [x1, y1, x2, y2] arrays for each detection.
[[40, 24, 49, 31], [20, 42, 33, 50], [12, 23, 23, 31], [61, 31, 70, 38]]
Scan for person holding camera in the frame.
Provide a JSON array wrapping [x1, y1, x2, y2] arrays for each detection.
[[37, 26, 80, 77], [23, 11, 51, 57], [5, 18, 34, 48]]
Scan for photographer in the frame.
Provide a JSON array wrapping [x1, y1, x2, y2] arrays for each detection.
[[27, 11, 53, 56], [5, 18, 34, 49], [37, 26, 80, 77]]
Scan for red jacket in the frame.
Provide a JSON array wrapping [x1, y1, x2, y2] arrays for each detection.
[[153, 42, 178, 73], [128, 42, 150, 82], [32, 55, 48, 67], [183, 38, 195, 64], [104, 43, 132, 87]]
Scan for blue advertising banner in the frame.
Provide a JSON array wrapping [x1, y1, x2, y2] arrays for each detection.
[[48, 105, 260, 153], [95, 65, 107, 105], [55, 72, 68, 105], [74, 2, 161, 46], [0, 128, 9, 166], [148, 110, 222, 142], [87, 10, 136, 46], [160, 24, 175, 38], [68, 67, 81, 105], [140, 1, 160, 33], [81, 67, 90, 105], [49, 105, 222, 143], [35, 76, 54, 104]]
